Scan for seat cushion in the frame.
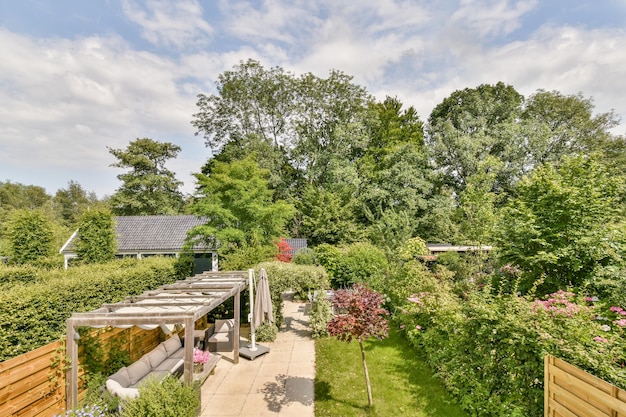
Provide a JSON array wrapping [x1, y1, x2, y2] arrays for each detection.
[[127, 357, 151, 386], [163, 335, 182, 356], [208, 333, 229, 343], [146, 344, 168, 369], [153, 357, 184, 374], [108, 366, 130, 388]]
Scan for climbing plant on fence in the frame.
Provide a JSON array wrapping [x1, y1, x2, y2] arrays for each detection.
[[0, 257, 179, 361]]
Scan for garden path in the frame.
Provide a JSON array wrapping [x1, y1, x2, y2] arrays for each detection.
[[199, 298, 315, 417]]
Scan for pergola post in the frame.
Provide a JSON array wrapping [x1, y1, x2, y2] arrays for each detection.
[[66, 319, 78, 410], [234, 288, 240, 364], [183, 315, 194, 383]]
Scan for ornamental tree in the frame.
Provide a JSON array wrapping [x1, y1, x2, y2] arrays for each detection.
[[327, 284, 389, 407]]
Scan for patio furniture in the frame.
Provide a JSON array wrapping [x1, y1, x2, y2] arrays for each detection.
[[105, 334, 184, 399], [207, 319, 234, 352]]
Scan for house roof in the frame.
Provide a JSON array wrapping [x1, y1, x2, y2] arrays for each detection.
[[426, 243, 493, 253], [60, 215, 212, 254]]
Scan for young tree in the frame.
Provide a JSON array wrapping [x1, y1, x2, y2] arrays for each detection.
[[108, 138, 184, 215], [327, 284, 389, 407], [75, 209, 116, 264], [6, 209, 54, 264]]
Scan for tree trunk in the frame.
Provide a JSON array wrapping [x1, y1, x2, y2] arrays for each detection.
[[359, 341, 373, 407]]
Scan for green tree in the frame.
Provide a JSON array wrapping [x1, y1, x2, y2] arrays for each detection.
[[426, 82, 525, 196], [497, 156, 626, 292], [6, 209, 54, 264], [189, 155, 296, 266], [75, 209, 116, 264], [108, 138, 184, 215], [52, 180, 99, 227]]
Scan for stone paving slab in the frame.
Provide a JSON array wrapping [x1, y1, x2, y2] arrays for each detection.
[[199, 299, 315, 417]]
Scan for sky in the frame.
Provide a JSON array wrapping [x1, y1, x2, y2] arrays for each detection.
[[1, 0, 626, 198]]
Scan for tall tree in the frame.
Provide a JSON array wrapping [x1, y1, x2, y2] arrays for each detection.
[[426, 82, 525, 196], [108, 138, 184, 215], [189, 155, 296, 265], [52, 180, 98, 227]]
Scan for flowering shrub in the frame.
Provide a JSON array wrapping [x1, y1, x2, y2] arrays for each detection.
[[396, 271, 626, 417], [276, 238, 293, 262], [54, 404, 108, 417], [193, 348, 210, 364]]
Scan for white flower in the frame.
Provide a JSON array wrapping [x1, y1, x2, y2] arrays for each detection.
[[601, 324, 611, 332]]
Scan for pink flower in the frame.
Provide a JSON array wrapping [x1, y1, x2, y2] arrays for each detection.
[[193, 348, 210, 364], [399, 325, 405, 330], [415, 325, 422, 330], [614, 319, 626, 327], [610, 306, 623, 313], [594, 336, 609, 343]]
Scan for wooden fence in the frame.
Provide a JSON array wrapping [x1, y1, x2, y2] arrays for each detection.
[[0, 326, 162, 417], [545, 354, 626, 417]]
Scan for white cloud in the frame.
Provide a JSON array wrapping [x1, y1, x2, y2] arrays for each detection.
[[121, 0, 213, 49]]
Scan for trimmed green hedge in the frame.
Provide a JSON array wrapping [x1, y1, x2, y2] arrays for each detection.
[[256, 261, 329, 327], [0, 258, 179, 361]]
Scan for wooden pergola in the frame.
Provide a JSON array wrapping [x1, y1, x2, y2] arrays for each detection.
[[65, 270, 249, 409]]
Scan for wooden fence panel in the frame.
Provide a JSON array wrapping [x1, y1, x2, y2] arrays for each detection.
[[545, 354, 626, 417], [0, 326, 164, 417]]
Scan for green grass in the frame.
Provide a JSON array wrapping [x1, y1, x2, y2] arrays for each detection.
[[315, 327, 469, 417]]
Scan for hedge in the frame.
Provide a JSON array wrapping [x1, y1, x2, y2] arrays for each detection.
[[0, 258, 179, 361], [256, 261, 329, 327]]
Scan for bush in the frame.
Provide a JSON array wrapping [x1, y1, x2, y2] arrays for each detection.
[[308, 292, 332, 338], [6, 209, 54, 264], [76, 209, 116, 264], [120, 376, 200, 417], [253, 322, 278, 342], [292, 247, 318, 265], [316, 242, 388, 288], [397, 273, 626, 417], [0, 257, 179, 361]]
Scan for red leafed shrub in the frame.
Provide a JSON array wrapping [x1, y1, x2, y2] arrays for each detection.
[[276, 238, 293, 262], [327, 284, 389, 407], [328, 284, 389, 342]]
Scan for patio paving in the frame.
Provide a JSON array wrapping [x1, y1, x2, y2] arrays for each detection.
[[199, 299, 315, 417]]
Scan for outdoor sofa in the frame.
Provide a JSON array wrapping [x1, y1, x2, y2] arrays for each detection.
[[105, 334, 184, 399]]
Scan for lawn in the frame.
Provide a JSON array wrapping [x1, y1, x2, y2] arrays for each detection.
[[314, 327, 469, 417]]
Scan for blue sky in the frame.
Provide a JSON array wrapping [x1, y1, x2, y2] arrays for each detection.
[[1, 0, 625, 198]]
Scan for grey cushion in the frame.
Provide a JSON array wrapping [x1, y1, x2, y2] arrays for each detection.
[[214, 319, 233, 333], [127, 357, 151, 386], [168, 347, 184, 359], [146, 344, 168, 369], [154, 357, 184, 374], [208, 333, 229, 342], [163, 335, 182, 356], [108, 366, 130, 388]]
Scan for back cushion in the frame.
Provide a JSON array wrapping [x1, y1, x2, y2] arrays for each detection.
[[214, 319, 233, 333], [127, 357, 151, 386], [146, 344, 168, 369], [163, 334, 182, 356], [109, 366, 130, 387]]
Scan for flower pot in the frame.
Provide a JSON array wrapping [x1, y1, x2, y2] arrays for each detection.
[[193, 363, 204, 373]]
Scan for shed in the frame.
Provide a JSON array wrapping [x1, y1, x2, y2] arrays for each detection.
[[60, 215, 218, 272]]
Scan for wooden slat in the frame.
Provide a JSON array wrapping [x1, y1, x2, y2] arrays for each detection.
[[551, 382, 609, 417]]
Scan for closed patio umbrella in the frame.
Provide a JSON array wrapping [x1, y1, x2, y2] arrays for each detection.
[[254, 268, 273, 328]]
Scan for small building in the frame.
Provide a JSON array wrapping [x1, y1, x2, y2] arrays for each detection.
[[60, 215, 218, 273], [283, 238, 308, 256], [426, 243, 493, 255]]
